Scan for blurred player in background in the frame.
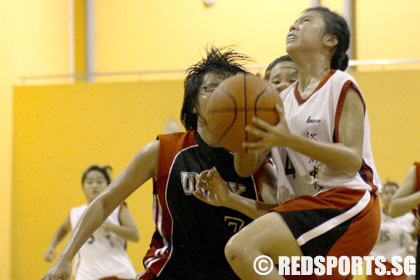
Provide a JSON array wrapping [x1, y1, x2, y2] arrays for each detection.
[[43, 165, 139, 280]]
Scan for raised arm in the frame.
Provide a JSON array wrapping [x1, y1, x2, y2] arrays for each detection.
[[245, 88, 364, 173], [42, 140, 159, 280], [43, 216, 72, 262], [389, 165, 419, 217]]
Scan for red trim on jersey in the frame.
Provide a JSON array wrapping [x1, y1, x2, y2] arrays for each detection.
[[333, 81, 366, 143], [360, 160, 378, 193], [415, 162, 420, 191], [143, 131, 197, 277], [294, 70, 336, 105]]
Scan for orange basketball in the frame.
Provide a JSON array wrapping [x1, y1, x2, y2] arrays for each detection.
[[206, 73, 282, 153]]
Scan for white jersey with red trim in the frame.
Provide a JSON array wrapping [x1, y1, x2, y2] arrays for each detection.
[[70, 204, 136, 280], [272, 70, 382, 196]]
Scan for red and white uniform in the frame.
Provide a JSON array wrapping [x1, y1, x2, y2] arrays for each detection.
[[70, 204, 136, 280], [271, 70, 382, 280]]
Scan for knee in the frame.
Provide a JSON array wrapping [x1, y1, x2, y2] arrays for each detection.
[[225, 234, 248, 264]]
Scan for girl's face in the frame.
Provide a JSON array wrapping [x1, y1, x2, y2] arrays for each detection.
[[286, 10, 327, 54], [82, 170, 108, 202], [269, 61, 298, 93], [195, 72, 226, 122]]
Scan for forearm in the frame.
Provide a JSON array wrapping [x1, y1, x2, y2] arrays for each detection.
[[286, 132, 361, 173], [389, 193, 420, 217], [226, 193, 276, 220], [57, 198, 108, 261], [105, 224, 139, 242], [48, 226, 69, 249]]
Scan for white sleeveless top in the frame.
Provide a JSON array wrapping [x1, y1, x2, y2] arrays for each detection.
[[70, 204, 136, 280], [272, 70, 382, 197], [369, 210, 416, 262]]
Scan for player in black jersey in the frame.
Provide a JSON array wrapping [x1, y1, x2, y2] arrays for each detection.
[[42, 46, 277, 280]]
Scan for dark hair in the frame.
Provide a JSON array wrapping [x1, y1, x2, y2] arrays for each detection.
[[305, 6, 350, 71], [180, 46, 250, 130], [81, 165, 112, 186], [265, 55, 294, 74], [383, 180, 399, 189]]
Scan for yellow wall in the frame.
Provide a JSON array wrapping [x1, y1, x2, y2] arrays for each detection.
[[94, 0, 420, 74], [93, 0, 309, 72], [13, 0, 71, 80], [0, 1, 14, 279], [13, 80, 183, 280], [13, 70, 420, 279]]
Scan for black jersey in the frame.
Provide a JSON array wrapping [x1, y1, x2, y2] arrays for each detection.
[[138, 131, 264, 280]]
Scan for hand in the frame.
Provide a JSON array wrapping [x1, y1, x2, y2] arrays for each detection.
[[193, 168, 231, 207], [43, 247, 57, 262], [41, 258, 72, 280], [277, 186, 291, 204], [244, 103, 292, 152]]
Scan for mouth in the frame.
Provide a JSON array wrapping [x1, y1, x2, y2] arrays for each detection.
[[287, 33, 297, 42]]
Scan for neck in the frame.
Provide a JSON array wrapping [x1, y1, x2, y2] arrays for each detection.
[[290, 51, 331, 98]]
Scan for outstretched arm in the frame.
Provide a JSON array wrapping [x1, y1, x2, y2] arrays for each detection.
[[389, 165, 419, 217], [42, 140, 159, 280], [43, 216, 72, 262]]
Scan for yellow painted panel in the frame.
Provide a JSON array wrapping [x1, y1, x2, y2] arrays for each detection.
[[13, 80, 184, 279], [13, 0, 71, 79], [356, 0, 420, 60], [93, 0, 309, 72]]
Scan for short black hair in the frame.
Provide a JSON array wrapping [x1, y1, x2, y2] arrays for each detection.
[[265, 55, 294, 74], [81, 165, 112, 186], [181, 46, 251, 131]]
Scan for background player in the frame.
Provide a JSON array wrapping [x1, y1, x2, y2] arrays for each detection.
[[41, 47, 277, 280], [368, 181, 416, 280], [389, 162, 420, 278], [265, 55, 298, 93], [43, 165, 139, 280]]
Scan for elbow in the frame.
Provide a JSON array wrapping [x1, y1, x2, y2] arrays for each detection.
[[130, 230, 140, 242]]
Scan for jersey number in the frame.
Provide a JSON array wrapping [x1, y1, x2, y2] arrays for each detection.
[[285, 155, 296, 179], [224, 216, 245, 233]]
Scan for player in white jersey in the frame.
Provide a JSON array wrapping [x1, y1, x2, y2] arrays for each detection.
[[219, 6, 382, 280], [368, 181, 416, 280], [43, 165, 139, 280]]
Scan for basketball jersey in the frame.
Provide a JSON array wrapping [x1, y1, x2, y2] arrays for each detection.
[[369, 210, 415, 262], [272, 70, 382, 196], [70, 204, 136, 280], [138, 131, 262, 280]]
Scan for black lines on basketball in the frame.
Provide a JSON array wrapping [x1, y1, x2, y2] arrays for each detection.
[[217, 86, 237, 144], [254, 85, 272, 118], [205, 73, 283, 152], [243, 73, 248, 153]]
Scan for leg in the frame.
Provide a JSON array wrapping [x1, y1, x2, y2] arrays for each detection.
[[225, 212, 303, 280]]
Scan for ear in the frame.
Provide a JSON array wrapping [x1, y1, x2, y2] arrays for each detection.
[[323, 34, 338, 50]]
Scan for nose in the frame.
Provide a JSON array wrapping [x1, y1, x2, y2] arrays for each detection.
[[289, 22, 297, 32]]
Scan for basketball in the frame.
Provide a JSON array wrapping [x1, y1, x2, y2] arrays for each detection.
[[206, 73, 282, 153]]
